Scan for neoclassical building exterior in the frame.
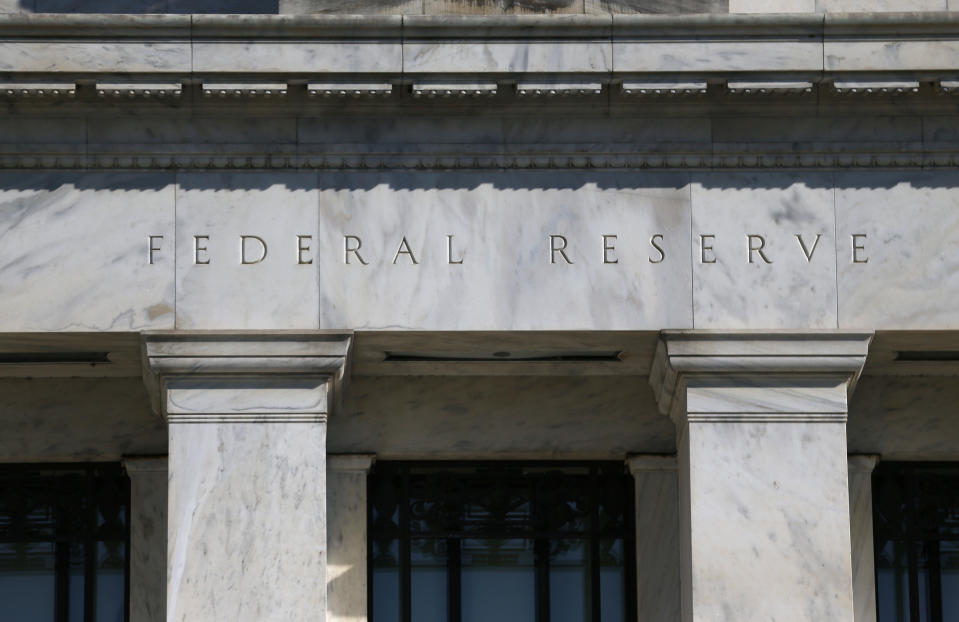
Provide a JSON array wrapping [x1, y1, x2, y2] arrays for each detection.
[[1, 2, 958, 621]]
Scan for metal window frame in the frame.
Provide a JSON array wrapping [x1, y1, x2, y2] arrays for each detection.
[[0, 462, 131, 622], [368, 460, 637, 622]]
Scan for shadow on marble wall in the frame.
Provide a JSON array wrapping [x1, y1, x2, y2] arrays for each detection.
[[6, 0, 729, 11], [14, 0, 280, 13]]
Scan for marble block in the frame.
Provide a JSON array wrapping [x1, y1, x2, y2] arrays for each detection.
[[824, 38, 959, 72], [652, 332, 869, 622], [123, 457, 168, 622], [327, 455, 375, 622], [628, 456, 681, 622], [848, 455, 879, 622], [0, 41, 190, 73], [175, 172, 319, 330], [404, 39, 611, 74], [613, 35, 821, 73], [680, 417, 853, 621], [193, 41, 401, 74], [318, 171, 692, 330], [168, 421, 327, 622], [728, 0, 813, 10], [0, 173, 175, 331], [836, 171, 959, 329], [690, 172, 837, 329]]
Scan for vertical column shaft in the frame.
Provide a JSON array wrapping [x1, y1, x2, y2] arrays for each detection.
[[328, 454, 376, 622], [849, 455, 880, 622], [122, 456, 168, 622], [143, 333, 351, 622], [650, 331, 872, 622], [627, 455, 681, 622]]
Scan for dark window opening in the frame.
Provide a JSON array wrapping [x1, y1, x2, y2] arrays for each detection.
[[369, 462, 636, 622], [873, 462, 959, 622], [0, 463, 130, 622]]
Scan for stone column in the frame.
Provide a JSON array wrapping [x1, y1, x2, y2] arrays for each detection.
[[143, 332, 352, 622], [849, 455, 880, 622], [649, 331, 872, 622], [627, 455, 681, 622], [328, 454, 376, 622], [122, 456, 168, 622]]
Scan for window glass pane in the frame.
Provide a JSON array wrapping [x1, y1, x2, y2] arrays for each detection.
[[0, 541, 55, 621], [372, 539, 400, 622], [461, 538, 534, 622], [97, 541, 125, 622], [69, 541, 85, 622], [549, 539, 587, 622], [876, 540, 911, 622], [411, 539, 447, 622], [600, 539, 625, 622], [941, 540, 959, 620]]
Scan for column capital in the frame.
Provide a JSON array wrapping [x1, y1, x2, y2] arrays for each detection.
[[328, 453, 376, 473], [141, 331, 352, 422], [122, 455, 168, 474], [848, 454, 881, 474], [649, 330, 873, 424]]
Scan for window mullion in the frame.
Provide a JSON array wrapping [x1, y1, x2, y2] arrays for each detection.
[[590, 467, 601, 622], [448, 538, 461, 622], [400, 467, 411, 622], [535, 538, 550, 622]]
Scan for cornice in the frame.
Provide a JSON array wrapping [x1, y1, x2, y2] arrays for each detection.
[[0, 148, 953, 171]]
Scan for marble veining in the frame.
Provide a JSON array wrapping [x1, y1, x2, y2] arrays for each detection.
[[690, 172, 837, 330], [175, 172, 319, 330], [0, 173, 175, 331], [124, 457, 168, 622], [318, 171, 692, 330], [168, 422, 327, 622]]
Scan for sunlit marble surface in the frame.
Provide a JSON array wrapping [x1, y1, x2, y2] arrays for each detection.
[[175, 172, 319, 330], [0, 173, 175, 331], [327, 455, 375, 622], [318, 171, 692, 330]]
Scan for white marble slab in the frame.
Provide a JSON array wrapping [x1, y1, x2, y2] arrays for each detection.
[[0, 173, 175, 331], [0, 41, 190, 73], [175, 173, 319, 330], [825, 39, 959, 72], [818, 0, 944, 9], [683, 420, 853, 621], [613, 39, 821, 73], [318, 171, 692, 330], [332, 375, 674, 457], [168, 421, 327, 622], [836, 172, 959, 330], [193, 41, 401, 74], [848, 455, 879, 622], [404, 40, 611, 73], [729, 0, 813, 10], [690, 172, 837, 330]]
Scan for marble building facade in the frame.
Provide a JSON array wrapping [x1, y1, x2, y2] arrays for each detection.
[[2, 2, 959, 621]]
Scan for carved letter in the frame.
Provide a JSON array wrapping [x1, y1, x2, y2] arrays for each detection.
[[240, 235, 268, 264], [447, 234, 464, 265], [344, 235, 368, 265], [852, 234, 868, 264], [148, 235, 163, 265], [550, 235, 573, 264], [747, 234, 772, 264], [649, 234, 665, 264], [393, 237, 419, 265], [602, 235, 618, 264], [795, 233, 822, 263], [700, 235, 716, 264], [194, 235, 210, 265], [297, 235, 313, 265]]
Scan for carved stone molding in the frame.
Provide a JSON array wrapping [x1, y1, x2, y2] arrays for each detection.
[[0, 149, 954, 171], [141, 331, 352, 422], [649, 330, 874, 425]]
